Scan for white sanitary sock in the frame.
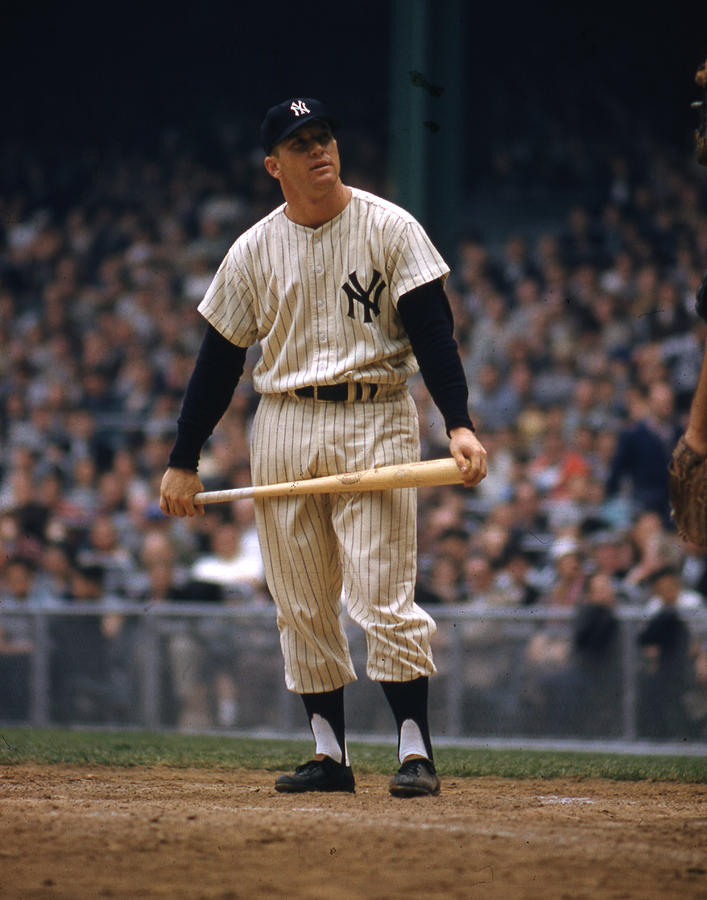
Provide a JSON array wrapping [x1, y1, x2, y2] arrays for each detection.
[[311, 713, 348, 765], [399, 718, 429, 764]]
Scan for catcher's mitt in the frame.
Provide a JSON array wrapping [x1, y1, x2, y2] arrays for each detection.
[[668, 435, 707, 545], [695, 59, 707, 166]]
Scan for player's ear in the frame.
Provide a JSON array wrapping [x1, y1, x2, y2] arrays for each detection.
[[264, 154, 281, 180]]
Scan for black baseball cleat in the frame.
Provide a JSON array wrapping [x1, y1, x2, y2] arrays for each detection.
[[274, 757, 355, 793], [389, 757, 440, 797]]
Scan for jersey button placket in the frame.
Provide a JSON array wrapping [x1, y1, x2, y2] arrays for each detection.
[[312, 234, 328, 354]]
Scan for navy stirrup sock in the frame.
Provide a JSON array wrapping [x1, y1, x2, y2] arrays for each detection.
[[301, 687, 348, 765], [380, 676, 434, 763]]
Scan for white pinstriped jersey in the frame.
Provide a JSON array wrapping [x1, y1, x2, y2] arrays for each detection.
[[197, 187, 449, 393]]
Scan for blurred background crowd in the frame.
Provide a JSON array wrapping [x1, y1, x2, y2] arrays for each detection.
[[2, 2, 707, 741]]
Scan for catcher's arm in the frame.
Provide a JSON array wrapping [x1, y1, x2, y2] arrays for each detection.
[[667, 58, 707, 544], [684, 345, 707, 456], [681, 55, 707, 454], [671, 274, 707, 541]]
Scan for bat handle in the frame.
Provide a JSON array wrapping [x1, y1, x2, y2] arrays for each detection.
[[193, 486, 257, 504]]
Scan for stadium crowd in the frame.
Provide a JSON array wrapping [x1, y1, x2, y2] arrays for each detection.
[[1, 111, 707, 740]]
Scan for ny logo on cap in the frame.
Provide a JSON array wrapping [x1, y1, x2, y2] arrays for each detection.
[[290, 100, 311, 117]]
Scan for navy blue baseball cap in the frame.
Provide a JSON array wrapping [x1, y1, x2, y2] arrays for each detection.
[[260, 98, 339, 154]]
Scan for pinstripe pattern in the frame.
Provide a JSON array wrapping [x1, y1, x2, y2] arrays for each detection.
[[251, 390, 436, 692], [197, 188, 449, 393], [198, 187, 446, 693]]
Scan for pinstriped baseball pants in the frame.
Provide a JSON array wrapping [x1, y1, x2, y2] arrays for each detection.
[[250, 388, 437, 694]]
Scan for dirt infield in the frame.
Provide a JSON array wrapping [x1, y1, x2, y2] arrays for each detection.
[[1, 765, 706, 899]]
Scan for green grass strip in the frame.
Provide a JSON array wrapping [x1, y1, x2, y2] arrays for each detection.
[[1, 727, 705, 783]]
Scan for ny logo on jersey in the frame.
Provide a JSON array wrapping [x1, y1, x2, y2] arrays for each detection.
[[290, 100, 311, 117], [342, 271, 385, 323]]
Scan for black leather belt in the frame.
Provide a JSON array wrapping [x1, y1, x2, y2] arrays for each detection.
[[294, 383, 378, 401]]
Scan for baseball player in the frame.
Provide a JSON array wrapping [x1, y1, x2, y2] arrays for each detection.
[[160, 97, 486, 797], [667, 63, 707, 545]]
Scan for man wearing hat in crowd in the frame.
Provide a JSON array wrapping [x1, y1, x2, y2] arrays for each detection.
[[159, 97, 487, 796], [638, 565, 696, 739], [645, 565, 704, 616]]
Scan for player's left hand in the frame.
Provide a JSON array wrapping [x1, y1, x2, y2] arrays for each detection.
[[448, 427, 487, 487]]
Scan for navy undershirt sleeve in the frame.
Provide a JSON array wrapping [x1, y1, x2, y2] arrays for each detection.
[[167, 324, 247, 471], [397, 279, 475, 435]]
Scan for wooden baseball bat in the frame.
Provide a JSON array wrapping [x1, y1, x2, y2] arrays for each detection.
[[193, 457, 464, 505]]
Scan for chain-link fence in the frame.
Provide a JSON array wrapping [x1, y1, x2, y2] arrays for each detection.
[[2, 602, 707, 744]]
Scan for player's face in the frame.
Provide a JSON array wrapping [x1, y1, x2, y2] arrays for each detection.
[[266, 122, 341, 195]]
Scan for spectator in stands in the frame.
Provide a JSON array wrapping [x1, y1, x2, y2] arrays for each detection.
[[464, 290, 513, 379], [62, 456, 100, 528], [621, 511, 683, 603], [498, 234, 537, 289], [416, 488, 469, 577], [644, 566, 704, 616], [75, 512, 133, 597], [585, 530, 634, 602], [459, 552, 526, 734], [637, 583, 693, 739], [1, 554, 57, 607], [506, 478, 553, 561], [505, 276, 542, 342], [137, 556, 218, 728], [684, 642, 707, 740], [469, 362, 522, 432], [471, 427, 515, 513], [190, 514, 265, 603], [0, 557, 43, 720], [529, 570, 623, 736], [415, 553, 464, 607], [462, 554, 510, 608], [493, 546, 542, 607], [559, 204, 602, 268], [528, 427, 592, 502], [546, 536, 587, 608], [606, 380, 682, 525], [35, 541, 75, 600], [50, 564, 132, 723]]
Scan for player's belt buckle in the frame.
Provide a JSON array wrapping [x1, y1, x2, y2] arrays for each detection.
[[294, 384, 379, 401]]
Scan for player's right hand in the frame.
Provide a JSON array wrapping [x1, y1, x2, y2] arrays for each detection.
[[159, 467, 205, 517]]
